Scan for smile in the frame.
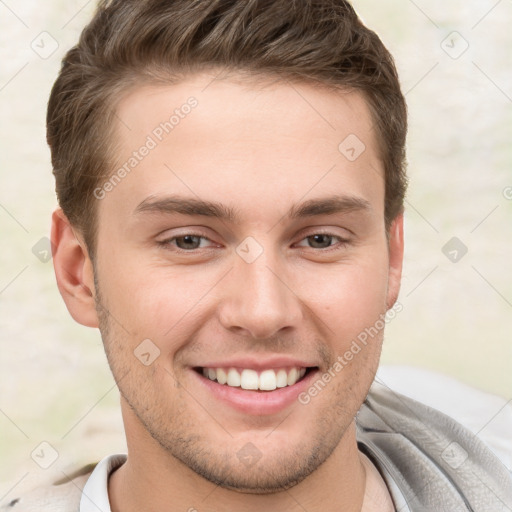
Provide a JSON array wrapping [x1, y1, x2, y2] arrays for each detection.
[[191, 360, 320, 414], [197, 366, 310, 391]]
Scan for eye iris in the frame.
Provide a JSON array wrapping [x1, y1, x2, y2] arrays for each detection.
[[176, 235, 201, 250], [308, 234, 333, 249]]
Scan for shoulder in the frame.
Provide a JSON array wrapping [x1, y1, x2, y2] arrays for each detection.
[[357, 377, 512, 511], [0, 463, 97, 512]]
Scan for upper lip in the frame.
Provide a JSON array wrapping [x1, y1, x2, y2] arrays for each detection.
[[194, 356, 319, 370]]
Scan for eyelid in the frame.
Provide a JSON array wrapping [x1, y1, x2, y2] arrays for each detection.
[[156, 226, 215, 241], [294, 225, 352, 241]]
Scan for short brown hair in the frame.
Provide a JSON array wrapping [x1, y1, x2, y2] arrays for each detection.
[[47, 0, 407, 258]]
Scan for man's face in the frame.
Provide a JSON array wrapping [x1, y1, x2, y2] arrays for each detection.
[[90, 72, 402, 492]]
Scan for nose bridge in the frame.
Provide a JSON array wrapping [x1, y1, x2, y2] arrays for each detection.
[[217, 239, 302, 339]]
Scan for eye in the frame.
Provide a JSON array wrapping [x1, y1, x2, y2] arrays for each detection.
[[159, 234, 216, 251], [295, 233, 349, 250], [157, 231, 350, 253]]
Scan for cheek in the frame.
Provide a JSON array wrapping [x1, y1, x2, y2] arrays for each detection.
[[98, 258, 217, 345], [304, 254, 390, 337]]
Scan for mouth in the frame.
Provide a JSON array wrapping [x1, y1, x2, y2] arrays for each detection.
[[193, 366, 316, 392], [191, 363, 320, 415]]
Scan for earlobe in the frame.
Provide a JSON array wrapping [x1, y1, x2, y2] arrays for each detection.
[[51, 208, 99, 328], [386, 213, 404, 310]]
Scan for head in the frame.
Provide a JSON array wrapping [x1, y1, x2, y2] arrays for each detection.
[[49, 0, 407, 494]]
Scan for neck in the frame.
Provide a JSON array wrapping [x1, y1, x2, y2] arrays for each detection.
[[109, 418, 367, 512]]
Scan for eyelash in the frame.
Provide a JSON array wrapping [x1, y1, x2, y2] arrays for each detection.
[[157, 231, 350, 254]]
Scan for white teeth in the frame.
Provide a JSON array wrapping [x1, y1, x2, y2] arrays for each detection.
[[240, 369, 259, 390], [259, 369, 277, 391], [201, 366, 308, 390], [227, 368, 241, 387], [216, 368, 227, 385], [287, 368, 298, 386], [276, 369, 288, 388]]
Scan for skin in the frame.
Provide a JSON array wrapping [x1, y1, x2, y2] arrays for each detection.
[[52, 71, 403, 512]]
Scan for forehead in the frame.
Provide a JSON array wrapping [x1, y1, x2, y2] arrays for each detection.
[[100, 72, 384, 224], [115, 72, 376, 145]]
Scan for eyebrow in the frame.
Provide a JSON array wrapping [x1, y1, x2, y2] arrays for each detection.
[[133, 194, 372, 222]]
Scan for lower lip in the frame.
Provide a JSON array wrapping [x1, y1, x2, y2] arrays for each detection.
[[191, 368, 319, 415]]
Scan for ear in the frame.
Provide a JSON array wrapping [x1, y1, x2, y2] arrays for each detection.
[[51, 208, 99, 328], [385, 212, 404, 310]]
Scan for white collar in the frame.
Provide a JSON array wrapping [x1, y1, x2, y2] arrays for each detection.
[[79, 453, 127, 512]]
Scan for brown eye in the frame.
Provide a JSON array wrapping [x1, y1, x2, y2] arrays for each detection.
[[296, 233, 347, 250], [174, 235, 203, 250], [305, 234, 335, 249], [158, 233, 215, 252]]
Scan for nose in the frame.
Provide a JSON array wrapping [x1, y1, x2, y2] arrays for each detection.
[[217, 245, 303, 340]]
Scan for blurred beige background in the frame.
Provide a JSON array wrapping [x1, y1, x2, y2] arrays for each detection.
[[1, 0, 511, 498]]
